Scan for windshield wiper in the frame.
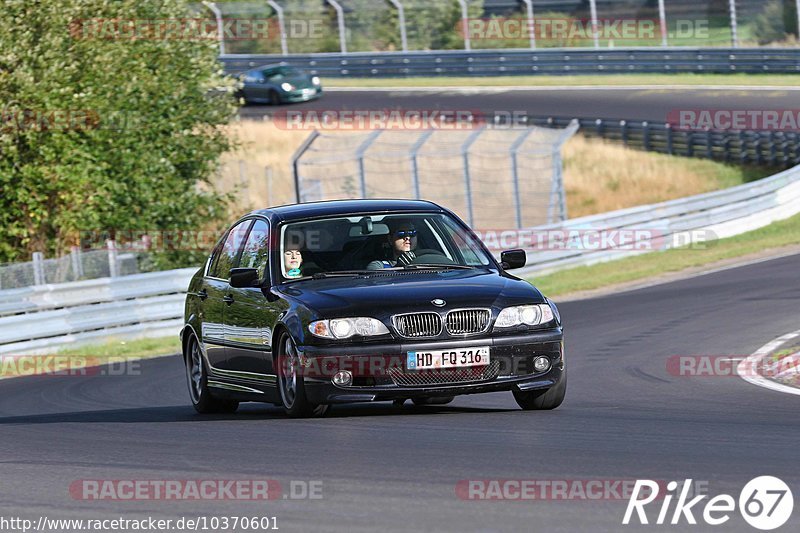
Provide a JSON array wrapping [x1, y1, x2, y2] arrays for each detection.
[[403, 264, 476, 270]]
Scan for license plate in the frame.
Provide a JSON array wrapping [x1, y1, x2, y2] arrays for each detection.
[[407, 347, 490, 370]]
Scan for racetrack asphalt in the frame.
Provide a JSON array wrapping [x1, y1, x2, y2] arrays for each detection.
[[239, 87, 800, 123], [1, 251, 799, 532]]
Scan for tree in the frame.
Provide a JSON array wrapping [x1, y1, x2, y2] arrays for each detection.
[[753, 0, 798, 44], [0, 0, 237, 264]]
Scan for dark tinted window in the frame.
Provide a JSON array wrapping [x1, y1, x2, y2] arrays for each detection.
[[209, 220, 252, 279], [238, 219, 270, 280]]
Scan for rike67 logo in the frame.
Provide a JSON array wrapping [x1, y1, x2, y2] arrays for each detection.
[[623, 476, 793, 530]]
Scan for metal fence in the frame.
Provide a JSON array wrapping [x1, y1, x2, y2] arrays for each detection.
[[291, 121, 579, 228], [0, 244, 140, 291], [204, 0, 800, 55]]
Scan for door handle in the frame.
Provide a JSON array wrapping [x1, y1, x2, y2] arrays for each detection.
[[223, 295, 235, 305], [197, 289, 208, 301]]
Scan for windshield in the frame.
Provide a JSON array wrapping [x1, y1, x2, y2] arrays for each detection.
[[278, 212, 494, 281], [274, 66, 304, 77]]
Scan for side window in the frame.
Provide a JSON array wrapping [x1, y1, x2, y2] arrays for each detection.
[[209, 220, 253, 279], [238, 219, 270, 281]]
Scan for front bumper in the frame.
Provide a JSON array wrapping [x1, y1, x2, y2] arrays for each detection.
[[295, 329, 564, 404], [283, 87, 322, 103]]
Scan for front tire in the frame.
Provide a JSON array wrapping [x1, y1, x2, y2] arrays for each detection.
[[276, 333, 328, 418], [185, 334, 239, 414], [268, 89, 282, 105], [513, 371, 566, 411]]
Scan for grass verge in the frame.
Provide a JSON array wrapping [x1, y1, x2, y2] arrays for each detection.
[[325, 73, 800, 88], [57, 336, 181, 360], [529, 212, 800, 297]]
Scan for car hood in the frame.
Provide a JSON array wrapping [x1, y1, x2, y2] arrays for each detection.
[[275, 269, 544, 318], [285, 75, 314, 89]]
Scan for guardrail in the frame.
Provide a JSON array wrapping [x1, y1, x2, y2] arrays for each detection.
[[0, 269, 196, 355], [512, 163, 800, 277], [2, 160, 799, 353], [221, 48, 800, 77], [522, 116, 800, 168]]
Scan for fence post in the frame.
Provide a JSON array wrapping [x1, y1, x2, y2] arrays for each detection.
[[410, 129, 434, 199], [728, 0, 739, 48], [267, 0, 288, 55], [522, 0, 536, 50], [595, 118, 604, 137], [388, 0, 408, 52], [666, 123, 673, 155], [620, 120, 628, 146], [461, 126, 485, 226], [201, 1, 226, 56], [291, 130, 321, 203], [325, 0, 348, 54], [355, 130, 383, 199], [657, 0, 668, 47], [107, 240, 119, 278], [510, 128, 535, 229], [642, 121, 650, 150], [70, 246, 84, 279], [32, 252, 46, 286], [588, 0, 600, 49], [458, 0, 471, 51]]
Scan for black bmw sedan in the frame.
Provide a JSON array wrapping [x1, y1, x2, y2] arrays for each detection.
[[181, 200, 565, 417]]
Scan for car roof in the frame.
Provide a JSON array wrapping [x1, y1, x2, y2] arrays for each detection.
[[251, 199, 445, 222], [247, 64, 293, 72]]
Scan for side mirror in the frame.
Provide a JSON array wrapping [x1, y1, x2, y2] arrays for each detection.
[[500, 249, 527, 270], [229, 267, 260, 288]]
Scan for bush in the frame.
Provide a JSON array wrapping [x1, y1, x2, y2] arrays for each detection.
[[752, 0, 798, 44], [0, 0, 238, 264]]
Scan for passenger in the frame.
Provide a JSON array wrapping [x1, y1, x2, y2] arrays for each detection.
[[367, 219, 418, 270], [283, 245, 304, 278]]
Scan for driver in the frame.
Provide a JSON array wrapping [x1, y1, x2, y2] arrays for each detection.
[[366, 219, 418, 270]]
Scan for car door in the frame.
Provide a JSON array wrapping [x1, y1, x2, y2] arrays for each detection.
[[223, 218, 285, 385], [242, 70, 265, 101], [202, 219, 253, 372]]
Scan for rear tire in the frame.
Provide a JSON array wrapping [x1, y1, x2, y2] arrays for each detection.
[[276, 333, 328, 418], [185, 334, 239, 414], [513, 371, 566, 411]]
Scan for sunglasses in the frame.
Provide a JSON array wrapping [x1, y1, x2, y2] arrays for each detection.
[[394, 230, 417, 239]]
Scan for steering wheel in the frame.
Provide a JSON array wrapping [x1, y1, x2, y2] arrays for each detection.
[[411, 249, 457, 266]]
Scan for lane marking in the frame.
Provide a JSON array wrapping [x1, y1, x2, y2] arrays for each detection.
[[738, 329, 800, 396]]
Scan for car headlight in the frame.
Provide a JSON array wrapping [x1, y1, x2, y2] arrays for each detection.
[[311, 76, 321, 85], [308, 318, 389, 339], [494, 304, 554, 329], [280, 82, 294, 91]]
